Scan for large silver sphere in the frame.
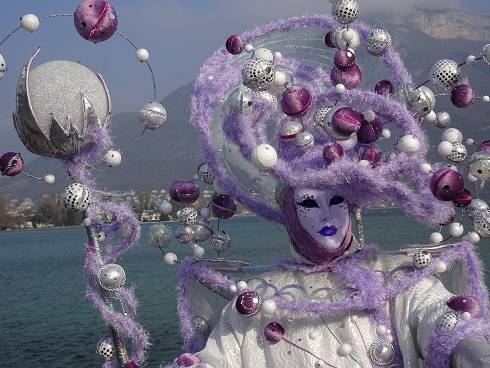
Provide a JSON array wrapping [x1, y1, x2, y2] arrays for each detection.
[[332, 0, 359, 24], [63, 183, 91, 212], [396, 84, 435, 118], [227, 86, 254, 116], [139, 101, 167, 130], [429, 59, 461, 90], [190, 215, 213, 242], [210, 230, 231, 252], [366, 28, 392, 55], [147, 223, 173, 248], [97, 263, 126, 291], [241, 58, 275, 92]]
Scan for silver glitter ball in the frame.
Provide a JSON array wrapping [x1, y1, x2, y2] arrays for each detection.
[[227, 87, 254, 116], [294, 131, 315, 150], [413, 250, 432, 269], [192, 315, 210, 335], [466, 199, 489, 220], [63, 183, 91, 212], [280, 120, 304, 142], [96, 337, 114, 360], [179, 207, 199, 226], [210, 230, 231, 252], [473, 213, 490, 238], [366, 28, 392, 55], [332, 0, 359, 24], [468, 151, 490, 180], [147, 223, 173, 248], [429, 59, 461, 90], [197, 163, 215, 185], [98, 263, 126, 291], [139, 101, 167, 130], [437, 311, 460, 333], [445, 142, 467, 163], [369, 339, 395, 365], [242, 58, 275, 92], [434, 111, 451, 128]]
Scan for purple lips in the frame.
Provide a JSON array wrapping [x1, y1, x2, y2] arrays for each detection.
[[319, 226, 338, 236]]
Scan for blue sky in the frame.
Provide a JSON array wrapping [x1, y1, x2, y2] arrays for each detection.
[[0, 0, 488, 157]]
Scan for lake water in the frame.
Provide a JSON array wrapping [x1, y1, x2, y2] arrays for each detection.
[[1, 209, 489, 367]]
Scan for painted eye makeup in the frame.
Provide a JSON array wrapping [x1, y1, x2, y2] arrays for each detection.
[[329, 195, 345, 206], [297, 198, 319, 208]]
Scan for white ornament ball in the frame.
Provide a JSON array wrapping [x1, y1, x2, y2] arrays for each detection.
[[437, 141, 454, 156], [483, 96, 490, 102], [163, 252, 178, 265], [82, 218, 92, 227], [0, 54, 6, 80], [261, 299, 277, 314], [376, 325, 387, 335], [467, 231, 481, 244], [244, 44, 254, 53], [424, 111, 437, 123], [441, 128, 463, 143], [462, 312, 472, 320], [466, 55, 477, 65], [273, 51, 282, 62], [337, 343, 352, 356], [449, 222, 464, 237], [467, 173, 478, 183], [229, 284, 238, 293], [136, 48, 150, 62], [193, 246, 205, 258], [395, 135, 420, 155], [237, 280, 248, 290], [250, 144, 278, 170], [436, 261, 447, 273], [337, 135, 357, 150], [359, 160, 370, 167], [159, 200, 173, 215], [342, 29, 355, 42], [429, 232, 444, 244], [43, 174, 55, 184], [363, 110, 376, 122], [466, 138, 475, 145], [382, 128, 391, 139], [335, 83, 346, 94], [21, 14, 40, 32], [419, 163, 432, 174], [104, 150, 122, 167], [252, 47, 273, 61]]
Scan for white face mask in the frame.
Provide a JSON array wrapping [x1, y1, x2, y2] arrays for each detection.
[[293, 188, 350, 251]]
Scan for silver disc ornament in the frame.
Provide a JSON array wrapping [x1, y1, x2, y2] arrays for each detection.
[[227, 86, 254, 116], [147, 223, 173, 248], [435, 111, 451, 128], [366, 28, 392, 56], [331, 0, 359, 24], [63, 183, 91, 212], [98, 263, 126, 292], [210, 230, 231, 252], [369, 339, 395, 365], [429, 59, 461, 90], [96, 337, 115, 360], [241, 58, 275, 92]]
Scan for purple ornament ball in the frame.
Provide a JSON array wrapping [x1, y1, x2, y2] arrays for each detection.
[[226, 35, 245, 55], [452, 188, 472, 208], [322, 143, 344, 164], [176, 353, 201, 367], [333, 49, 356, 71], [360, 147, 382, 168], [324, 32, 336, 48], [235, 291, 261, 316], [357, 115, 383, 144], [450, 84, 475, 108], [330, 64, 362, 90], [176, 181, 200, 203], [169, 180, 184, 202], [264, 322, 285, 344], [211, 194, 237, 219], [331, 107, 362, 137], [0, 152, 24, 177], [74, 0, 118, 43], [430, 168, 464, 201], [375, 80, 393, 96], [447, 295, 481, 318], [477, 140, 490, 153], [280, 86, 312, 118]]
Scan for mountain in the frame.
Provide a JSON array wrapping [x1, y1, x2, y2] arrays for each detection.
[[1, 8, 489, 202]]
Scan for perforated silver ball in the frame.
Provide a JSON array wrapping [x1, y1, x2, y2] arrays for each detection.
[[437, 311, 460, 333], [445, 142, 467, 163], [332, 0, 359, 24], [473, 213, 490, 238], [429, 59, 461, 90], [242, 58, 275, 92], [255, 90, 277, 105], [96, 337, 114, 360], [413, 250, 432, 269], [198, 163, 215, 185], [313, 106, 332, 135], [179, 207, 199, 226], [192, 315, 210, 335], [98, 263, 126, 291], [63, 183, 91, 212], [210, 230, 231, 252], [366, 28, 392, 55], [435, 111, 451, 128]]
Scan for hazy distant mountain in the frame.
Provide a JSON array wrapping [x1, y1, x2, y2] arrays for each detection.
[[1, 8, 489, 202]]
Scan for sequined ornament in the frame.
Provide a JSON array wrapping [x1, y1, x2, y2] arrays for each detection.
[[445, 142, 467, 163], [175, 225, 194, 244], [280, 86, 312, 117], [227, 87, 254, 116], [63, 183, 92, 212], [147, 223, 173, 248], [366, 28, 392, 55], [468, 151, 490, 180], [437, 311, 460, 333], [179, 207, 199, 226], [473, 213, 490, 238], [294, 131, 315, 150], [74, 0, 118, 43], [139, 101, 167, 130], [369, 339, 395, 365], [313, 106, 333, 135], [451, 84, 475, 108], [331, 0, 359, 24], [264, 322, 284, 344], [430, 168, 464, 201], [236, 291, 261, 316], [96, 337, 115, 360], [211, 194, 237, 219], [192, 315, 210, 335], [255, 90, 277, 105], [197, 163, 215, 185], [98, 263, 126, 291], [226, 35, 245, 55], [413, 250, 432, 268], [429, 59, 461, 90], [242, 58, 275, 91], [0, 152, 23, 176], [375, 80, 393, 96], [447, 295, 481, 318], [323, 143, 344, 164], [466, 199, 489, 220], [330, 64, 362, 90], [210, 230, 231, 252], [280, 120, 304, 142], [452, 188, 472, 208]]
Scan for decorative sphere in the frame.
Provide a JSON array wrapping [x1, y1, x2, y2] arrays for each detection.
[[333, 49, 356, 70], [210, 230, 231, 252], [173, 181, 200, 203], [21, 14, 40, 32], [429, 232, 444, 244], [280, 85, 312, 117], [450, 84, 475, 108], [335, 83, 346, 94], [449, 222, 464, 237], [74, 0, 118, 43], [467, 231, 481, 244], [192, 315, 210, 335], [213, 178, 227, 195], [136, 48, 149, 62], [473, 213, 490, 238], [331, 0, 359, 24], [280, 120, 303, 142], [436, 261, 447, 273], [256, 90, 277, 105], [211, 194, 237, 219], [338, 343, 352, 356], [338, 135, 358, 150], [169, 181, 184, 202], [227, 87, 254, 116], [190, 216, 213, 242], [435, 111, 451, 128], [447, 295, 481, 318], [179, 207, 199, 226], [468, 151, 490, 180], [250, 144, 278, 170], [366, 28, 392, 55], [429, 59, 461, 90], [413, 250, 432, 268], [331, 106, 362, 137], [264, 322, 284, 344], [323, 143, 344, 164], [97, 232, 106, 242], [453, 188, 472, 208], [0, 152, 23, 176], [96, 337, 114, 360], [430, 168, 464, 201], [159, 200, 173, 215], [332, 26, 361, 50], [139, 101, 167, 130], [342, 29, 355, 42], [175, 225, 194, 243], [437, 311, 460, 333], [261, 299, 277, 314], [477, 140, 490, 152], [197, 162, 215, 185], [467, 199, 489, 220], [237, 280, 248, 290], [324, 32, 336, 48], [0, 54, 6, 79], [97, 263, 126, 291], [420, 163, 432, 174], [360, 147, 381, 168], [104, 150, 121, 167], [200, 207, 211, 218], [252, 47, 274, 61], [330, 64, 362, 90], [437, 141, 453, 156], [369, 340, 395, 365], [147, 223, 173, 248], [445, 142, 467, 163], [242, 58, 275, 91], [357, 114, 383, 144], [226, 35, 245, 55], [63, 183, 91, 212], [323, 106, 353, 140], [268, 65, 294, 95], [313, 106, 332, 135], [375, 80, 393, 96], [395, 84, 435, 118], [424, 111, 437, 124], [43, 174, 55, 184], [163, 252, 178, 265], [395, 135, 420, 155], [236, 291, 261, 316], [82, 218, 92, 227], [294, 131, 315, 150], [441, 128, 463, 144]]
